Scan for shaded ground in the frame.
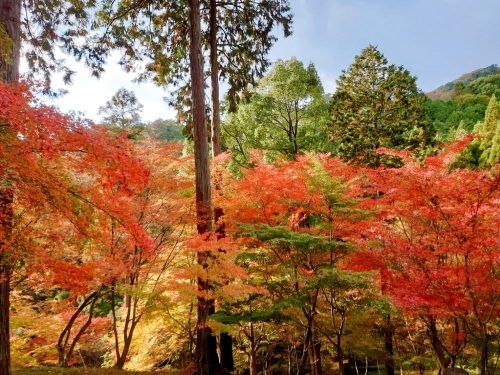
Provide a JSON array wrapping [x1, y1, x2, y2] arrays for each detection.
[[13, 368, 175, 375]]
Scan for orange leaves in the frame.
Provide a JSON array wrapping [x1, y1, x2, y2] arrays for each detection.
[[0, 81, 157, 296], [226, 158, 308, 227]]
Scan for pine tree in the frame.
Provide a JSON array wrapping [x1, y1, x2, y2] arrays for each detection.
[[98, 88, 144, 128], [328, 45, 433, 166], [488, 119, 500, 166], [447, 120, 467, 141], [478, 95, 500, 167]]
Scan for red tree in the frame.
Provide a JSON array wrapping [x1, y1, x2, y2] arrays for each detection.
[[363, 146, 500, 375]]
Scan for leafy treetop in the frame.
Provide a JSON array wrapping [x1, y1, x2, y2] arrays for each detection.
[[328, 45, 433, 167]]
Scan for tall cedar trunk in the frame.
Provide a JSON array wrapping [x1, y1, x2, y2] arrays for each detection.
[[220, 332, 234, 372], [0, 1, 20, 374], [248, 323, 258, 375], [188, 1, 218, 374], [0, 190, 13, 374], [209, 0, 234, 370], [383, 315, 395, 375], [0, 262, 11, 375], [209, 0, 221, 158], [0, 0, 20, 82]]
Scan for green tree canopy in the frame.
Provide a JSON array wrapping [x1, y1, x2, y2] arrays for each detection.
[[328, 45, 433, 166], [424, 94, 489, 139], [468, 73, 500, 98], [222, 57, 329, 167], [98, 88, 143, 128], [146, 118, 184, 143], [478, 94, 500, 167]]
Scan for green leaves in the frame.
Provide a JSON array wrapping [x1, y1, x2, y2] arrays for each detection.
[[222, 58, 330, 167], [479, 94, 500, 167], [98, 87, 143, 128], [328, 45, 433, 166]]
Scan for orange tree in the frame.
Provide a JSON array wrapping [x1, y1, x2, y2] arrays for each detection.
[[217, 154, 376, 375], [0, 81, 151, 372]]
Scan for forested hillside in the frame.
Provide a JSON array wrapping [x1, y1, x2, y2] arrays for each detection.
[[2, 2, 500, 375], [424, 65, 500, 138], [427, 64, 500, 100]]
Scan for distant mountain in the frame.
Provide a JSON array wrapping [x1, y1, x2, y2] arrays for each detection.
[[427, 64, 500, 100]]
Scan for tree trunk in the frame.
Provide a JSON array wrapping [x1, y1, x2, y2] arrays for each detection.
[[297, 319, 313, 375], [188, 1, 218, 374], [248, 323, 258, 375], [0, 0, 21, 83], [209, 1, 233, 368], [308, 331, 322, 375], [209, 0, 221, 158], [0, 189, 13, 375], [57, 289, 101, 367], [384, 315, 395, 375], [479, 331, 488, 375], [313, 339, 322, 375], [0, 1, 20, 373], [0, 262, 11, 375], [336, 333, 344, 375], [220, 332, 234, 372], [113, 295, 141, 370], [428, 315, 449, 373]]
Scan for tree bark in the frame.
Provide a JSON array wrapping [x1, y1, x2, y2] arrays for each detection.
[[428, 315, 449, 373], [336, 335, 344, 375], [0, 262, 11, 375], [188, 1, 218, 374], [57, 289, 101, 367], [248, 323, 258, 375], [0, 188, 13, 375], [0, 1, 20, 373], [0, 186, 13, 375], [113, 295, 141, 369], [209, 2, 234, 369], [383, 315, 395, 375], [479, 330, 488, 375], [0, 0, 21, 82], [220, 332, 234, 372], [209, 0, 221, 158], [308, 330, 322, 375]]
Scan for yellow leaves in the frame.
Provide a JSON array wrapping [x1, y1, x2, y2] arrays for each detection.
[[0, 24, 13, 67]]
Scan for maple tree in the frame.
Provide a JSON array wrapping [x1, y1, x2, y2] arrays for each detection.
[[361, 145, 500, 375], [219, 154, 376, 375], [108, 140, 195, 369], [0, 80, 153, 373]]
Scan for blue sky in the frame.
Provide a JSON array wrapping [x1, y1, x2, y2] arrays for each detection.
[[34, 0, 500, 123]]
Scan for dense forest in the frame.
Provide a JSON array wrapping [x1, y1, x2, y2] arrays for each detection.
[[1, 2, 500, 375]]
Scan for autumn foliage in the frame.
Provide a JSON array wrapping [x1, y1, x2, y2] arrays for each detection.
[[5, 77, 500, 374]]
